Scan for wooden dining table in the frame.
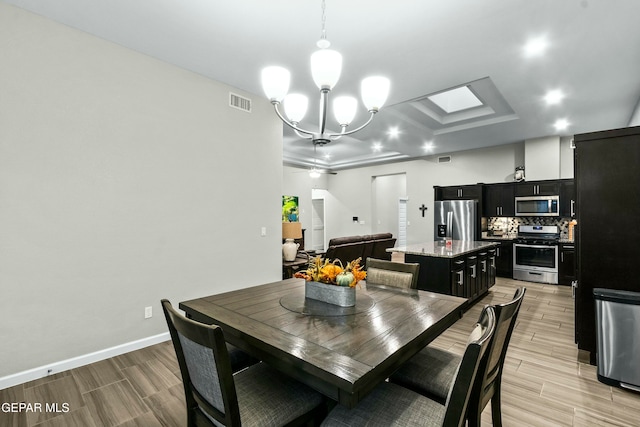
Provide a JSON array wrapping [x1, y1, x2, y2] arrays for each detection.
[[179, 278, 467, 408]]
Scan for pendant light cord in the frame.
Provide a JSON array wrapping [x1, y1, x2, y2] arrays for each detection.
[[320, 0, 327, 41]]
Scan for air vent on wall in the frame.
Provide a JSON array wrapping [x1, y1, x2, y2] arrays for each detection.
[[438, 155, 452, 163], [229, 92, 252, 112]]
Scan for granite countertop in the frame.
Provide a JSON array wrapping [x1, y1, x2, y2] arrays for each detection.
[[558, 238, 575, 244], [481, 234, 517, 241], [388, 240, 499, 258]]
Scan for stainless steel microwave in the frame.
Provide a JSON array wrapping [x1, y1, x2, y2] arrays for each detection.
[[515, 195, 559, 216]]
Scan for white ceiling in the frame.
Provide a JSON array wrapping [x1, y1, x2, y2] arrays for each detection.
[[5, 0, 640, 171]]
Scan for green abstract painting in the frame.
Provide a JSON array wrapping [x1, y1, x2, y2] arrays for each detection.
[[282, 195, 299, 222]]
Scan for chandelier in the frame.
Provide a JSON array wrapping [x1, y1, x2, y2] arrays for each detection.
[[260, 0, 390, 146]]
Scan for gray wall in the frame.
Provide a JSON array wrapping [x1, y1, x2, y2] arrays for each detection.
[[0, 4, 282, 379]]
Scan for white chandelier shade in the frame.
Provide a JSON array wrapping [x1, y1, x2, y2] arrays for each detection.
[[261, 66, 291, 102], [310, 49, 342, 90], [333, 96, 357, 126], [361, 76, 391, 112], [283, 93, 309, 123]]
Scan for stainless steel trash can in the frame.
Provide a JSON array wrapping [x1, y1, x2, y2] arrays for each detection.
[[594, 288, 640, 392]]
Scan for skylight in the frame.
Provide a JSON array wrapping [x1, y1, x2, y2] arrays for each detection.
[[428, 86, 483, 113]]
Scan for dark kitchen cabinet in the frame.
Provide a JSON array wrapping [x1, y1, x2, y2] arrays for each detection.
[[559, 179, 576, 218], [465, 255, 478, 300], [485, 240, 512, 278], [450, 257, 467, 298], [515, 180, 560, 197], [435, 185, 482, 201], [483, 183, 515, 217], [487, 248, 497, 287], [478, 250, 490, 295], [558, 243, 576, 286], [574, 126, 640, 364]]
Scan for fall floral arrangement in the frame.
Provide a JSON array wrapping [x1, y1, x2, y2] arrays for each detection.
[[294, 256, 366, 287]]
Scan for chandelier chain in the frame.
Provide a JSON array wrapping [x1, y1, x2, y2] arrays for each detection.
[[320, 0, 327, 41]]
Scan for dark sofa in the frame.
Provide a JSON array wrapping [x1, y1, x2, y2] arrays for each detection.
[[324, 233, 396, 268]]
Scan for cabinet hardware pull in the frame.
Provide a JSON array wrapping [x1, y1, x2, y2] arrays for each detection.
[[571, 200, 575, 217], [457, 271, 464, 285], [471, 265, 476, 278], [481, 260, 487, 272]]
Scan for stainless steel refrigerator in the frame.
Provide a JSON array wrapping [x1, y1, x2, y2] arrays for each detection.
[[434, 200, 477, 241]]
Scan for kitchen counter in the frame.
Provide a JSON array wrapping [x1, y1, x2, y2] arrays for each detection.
[[389, 240, 499, 258], [481, 234, 517, 241], [390, 240, 499, 303]]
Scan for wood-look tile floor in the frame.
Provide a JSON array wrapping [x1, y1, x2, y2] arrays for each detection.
[[2, 278, 640, 426]]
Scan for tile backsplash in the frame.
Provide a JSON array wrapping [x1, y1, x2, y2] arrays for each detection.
[[486, 216, 573, 239]]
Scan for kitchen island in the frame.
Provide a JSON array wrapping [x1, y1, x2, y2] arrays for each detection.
[[389, 240, 499, 303]]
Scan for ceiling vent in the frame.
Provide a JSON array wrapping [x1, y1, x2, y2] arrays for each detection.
[[438, 155, 452, 163], [229, 92, 251, 112]]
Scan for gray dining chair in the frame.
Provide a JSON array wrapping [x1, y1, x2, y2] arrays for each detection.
[[389, 287, 526, 427], [321, 305, 496, 427], [161, 299, 326, 427], [366, 257, 420, 289]]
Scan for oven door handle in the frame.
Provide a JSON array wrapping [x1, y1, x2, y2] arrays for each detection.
[[514, 243, 558, 250]]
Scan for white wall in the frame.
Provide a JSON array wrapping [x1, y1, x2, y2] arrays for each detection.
[[525, 136, 561, 180], [0, 4, 282, 380], [559, 136, 575, 179]]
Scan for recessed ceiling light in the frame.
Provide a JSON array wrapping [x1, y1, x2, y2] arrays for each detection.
[[554, 118, 569, 131], [428, 86, 483, 113], [423, 141, 435, 152], [372, 142, 383, 152], [544, 89, 565, 105], [387, 127, 400, 139], [524, 36, 548, 57], [324, 153, 331, 160]]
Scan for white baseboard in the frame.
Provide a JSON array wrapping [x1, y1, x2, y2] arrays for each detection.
[[0, 332, 170, 390]]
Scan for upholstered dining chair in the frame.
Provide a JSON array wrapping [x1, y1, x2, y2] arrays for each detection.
[[366, 258, 420, 289], [161, 300, 326, 427], [389, 287, 526, 427], [321, 306, 496, 427]]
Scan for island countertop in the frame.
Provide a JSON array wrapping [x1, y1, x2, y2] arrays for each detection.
[[388, 240, 499, 258]]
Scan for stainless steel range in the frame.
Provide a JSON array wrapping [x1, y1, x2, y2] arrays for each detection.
[[513, 225, 560, 284]]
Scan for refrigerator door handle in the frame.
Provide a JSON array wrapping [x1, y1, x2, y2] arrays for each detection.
[[447, 211, 453, 238]]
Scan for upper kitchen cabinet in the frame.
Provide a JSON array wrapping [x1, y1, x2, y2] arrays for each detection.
[[482, 183, 515, 217], [435, 184, 482, 200], [515, 180, 560, 196], [559, 179, 576, 218]]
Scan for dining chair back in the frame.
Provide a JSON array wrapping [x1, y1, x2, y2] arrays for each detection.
[[442, 305, 496, 427], [389, 287, 526, 427], [467, 287, 526, 427], [161, 299, 325, 427], [366, 258, 420, 289], [320, 305, 496, 427]]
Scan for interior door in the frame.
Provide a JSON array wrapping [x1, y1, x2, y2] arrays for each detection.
[[398, 198, 408, 247], [311, 198, 325, 251]]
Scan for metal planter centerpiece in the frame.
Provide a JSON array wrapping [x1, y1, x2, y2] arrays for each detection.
[[305, 281, 356, 307], [295, 256, 366, 308]]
